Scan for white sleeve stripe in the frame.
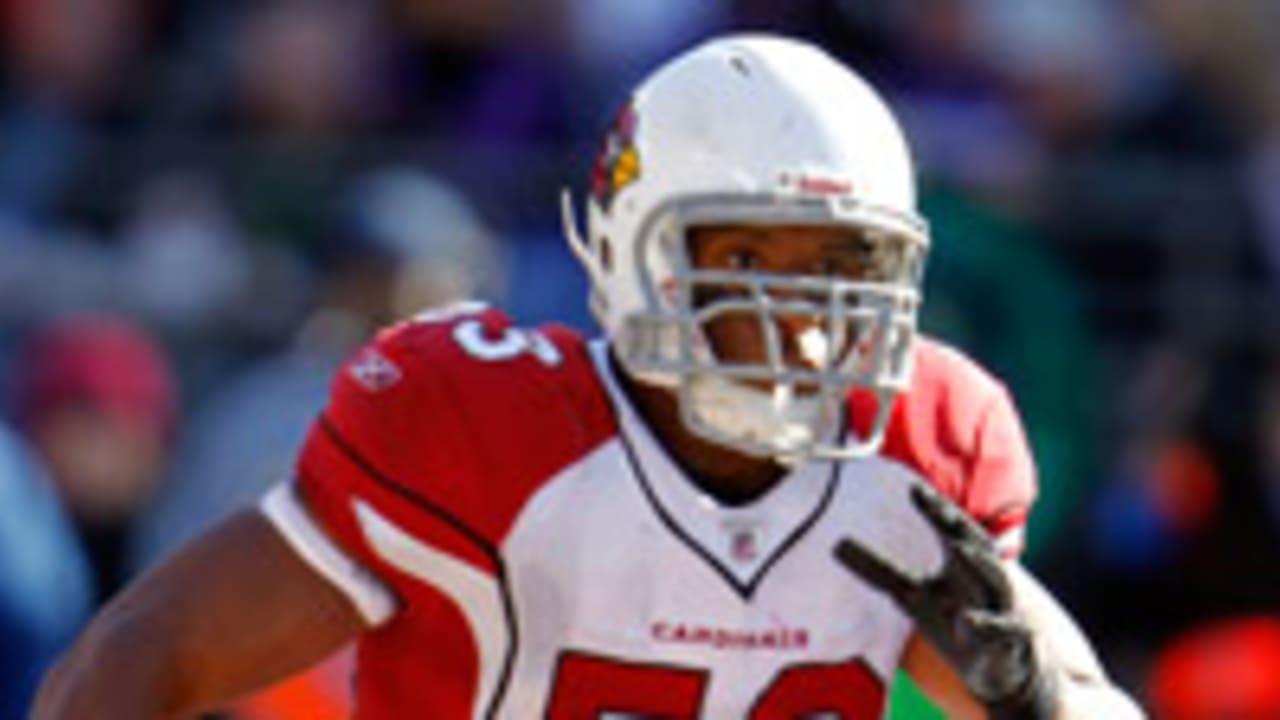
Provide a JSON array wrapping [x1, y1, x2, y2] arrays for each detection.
[[259, 483, 397, 626], [354, 500, 510, 719]]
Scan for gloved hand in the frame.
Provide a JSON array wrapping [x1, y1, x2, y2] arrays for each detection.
[[834, 483, 1056, 719]]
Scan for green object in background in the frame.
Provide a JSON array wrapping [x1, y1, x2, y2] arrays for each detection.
[[888, 671, 945, 719]]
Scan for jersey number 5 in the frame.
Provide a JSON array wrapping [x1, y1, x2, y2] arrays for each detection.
[[546, 651, 884, 719], [452, 319, 562, 367]]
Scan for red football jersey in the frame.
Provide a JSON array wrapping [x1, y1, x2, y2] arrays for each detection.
[[261, 303, 1036, 719]]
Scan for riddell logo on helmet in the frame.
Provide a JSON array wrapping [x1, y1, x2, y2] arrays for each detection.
[[778, 172, 854, 196], [591, 101, 640, 212]]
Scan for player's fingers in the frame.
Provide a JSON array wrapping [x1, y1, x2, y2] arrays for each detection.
[[910, 484, 991, 546], [959, 608, 1034, 663], [833, 537, 919, 601], [952, 543, 1013, 608], [963, 609, 1028, 638], [957, 609, 1036, 699]]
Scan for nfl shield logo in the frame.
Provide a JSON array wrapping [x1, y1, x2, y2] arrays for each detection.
[[348, 349, 402, 392], [731, 530, 758, 563]]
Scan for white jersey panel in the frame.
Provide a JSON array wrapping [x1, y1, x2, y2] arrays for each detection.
[[491, 358, 946, 717]]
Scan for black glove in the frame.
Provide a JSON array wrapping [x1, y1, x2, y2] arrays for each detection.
[[833, 483, 1056, 720]]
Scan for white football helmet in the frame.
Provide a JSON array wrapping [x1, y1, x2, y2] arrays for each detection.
[[563, 34, 929, 462]]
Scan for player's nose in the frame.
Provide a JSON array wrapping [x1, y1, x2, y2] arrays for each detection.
[[773, 313, 828, 369]]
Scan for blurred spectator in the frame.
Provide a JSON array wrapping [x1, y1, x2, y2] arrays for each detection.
[[327, 167, 505, 318], [1256, 349, 1280, 565], [1146, 616, 1280, 720], [129, 167, 503, 718], [134, 166, 503, 567], [225, 0, 388, 256], [0, 0, 158, 221], [388, 0, 570, 138], [381, 0, 576, 200], [877, 0, 1044, 202], [1133, 0, 1280, 133], [973, 0, 1143, 151], [1031, 1, 1258, 346], [1072, 343, 1280, 695], [1252, 130, 1280, 294], [0, 172, 270, 395], [115, 169, 283, 399], [0, 422, 91, 719], [119, 171, 251, 335], [10, 313, 177, 603], [233, 0, 386, 137], [563, 0, 726, 116], [1091, 348, 1213, 571], [0, 217, 119, 327]]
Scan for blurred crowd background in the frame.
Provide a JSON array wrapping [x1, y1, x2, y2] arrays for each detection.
[[1, 0, 1278, 718]]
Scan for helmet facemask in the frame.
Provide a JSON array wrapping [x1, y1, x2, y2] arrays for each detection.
[[605, 192, 927, 463]]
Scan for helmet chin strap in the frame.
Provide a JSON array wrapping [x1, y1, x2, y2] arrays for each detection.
[[683, 374, 831, 465]]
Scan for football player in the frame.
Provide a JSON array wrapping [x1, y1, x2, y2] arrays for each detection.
[[35, 35, 1143, 719]]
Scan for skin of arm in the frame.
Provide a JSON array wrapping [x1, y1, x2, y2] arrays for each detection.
[[902, 559, 1145, 720], [32, 509, 366, 720]]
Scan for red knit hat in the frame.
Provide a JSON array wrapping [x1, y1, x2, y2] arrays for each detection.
[[12, 313, 177, 439]]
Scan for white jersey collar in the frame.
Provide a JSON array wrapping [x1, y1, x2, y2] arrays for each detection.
[[590, 340, 841, 597]]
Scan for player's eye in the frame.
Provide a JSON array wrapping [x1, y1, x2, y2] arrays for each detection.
[[822, 234, 895, 281], [815, 256, 853, 278], [816, 244, 874, 279], [853, 235, 880, 261]]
